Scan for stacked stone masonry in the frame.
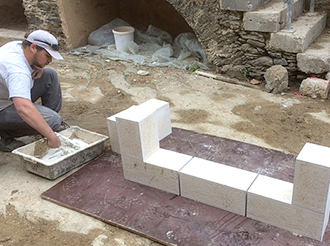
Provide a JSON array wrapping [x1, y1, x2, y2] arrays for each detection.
[[109, 99, 330, 241], [20, 0, 330, 80]]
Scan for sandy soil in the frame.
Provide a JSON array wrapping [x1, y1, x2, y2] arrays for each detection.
[[1, 38, 330, 246]]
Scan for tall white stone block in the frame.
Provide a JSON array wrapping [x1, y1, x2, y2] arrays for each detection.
[[247, 174, 328, 241], [122, 148, 193, 195], [293, 143, 330, 214], [180, 157, 258, 216], [116, 106, 159, 161], [107, 105, 137, 153], [139, 99, 172, 140]]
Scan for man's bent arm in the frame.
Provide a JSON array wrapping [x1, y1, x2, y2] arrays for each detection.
[[12, 97, 61, 148]]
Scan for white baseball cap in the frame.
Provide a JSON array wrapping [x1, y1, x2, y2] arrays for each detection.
[[26, 30, 63, 60]]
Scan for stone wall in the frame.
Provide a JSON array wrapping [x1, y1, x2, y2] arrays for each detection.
[[168, 0, 299, 81], [22, 0, 64, 46], [21, 0, 330, 81]]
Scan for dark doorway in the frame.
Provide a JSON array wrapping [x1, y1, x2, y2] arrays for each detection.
[[0, 0, 28, 30]]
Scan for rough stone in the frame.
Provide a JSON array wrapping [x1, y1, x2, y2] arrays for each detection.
[[326, 71, 330, 81], [246, 39, 266, 48], [264, 65, 289, 94], [251, 56, 274, 67], [274, 58, 288, 66], [299, 77, 330, 99]]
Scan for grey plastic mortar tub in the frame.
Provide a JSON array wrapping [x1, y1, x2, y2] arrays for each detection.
[[12, 126, 109, 180]]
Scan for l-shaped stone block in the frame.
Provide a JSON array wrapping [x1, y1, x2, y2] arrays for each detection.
[[107, 99, 172, 154], [293, 143, 330, 215], [111, 99, 330, 241], [247, 174, 328, 241]]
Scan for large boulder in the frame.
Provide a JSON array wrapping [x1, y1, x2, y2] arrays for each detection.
[[264, 65, 288, 94]]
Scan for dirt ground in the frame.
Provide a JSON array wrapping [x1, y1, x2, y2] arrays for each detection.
[[1, 37, 330, 246]]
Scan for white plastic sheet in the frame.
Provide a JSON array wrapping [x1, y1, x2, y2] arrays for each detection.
[[73, 18, 213, 70]]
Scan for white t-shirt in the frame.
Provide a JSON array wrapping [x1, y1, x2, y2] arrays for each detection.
[[0, 41, 33, 111]]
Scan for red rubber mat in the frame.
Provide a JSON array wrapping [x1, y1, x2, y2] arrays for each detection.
[[41, 128, 330, 246]]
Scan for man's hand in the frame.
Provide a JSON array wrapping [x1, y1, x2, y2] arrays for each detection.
[[31, 66, 43, 79], [47, 133, 61, 148]]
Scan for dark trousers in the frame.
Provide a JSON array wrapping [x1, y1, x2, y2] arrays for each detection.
[[0, 68, 62, 138]]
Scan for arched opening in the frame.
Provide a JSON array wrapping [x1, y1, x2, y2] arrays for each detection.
[[57, 0, 194, 49], [0, 0, 28, 31]]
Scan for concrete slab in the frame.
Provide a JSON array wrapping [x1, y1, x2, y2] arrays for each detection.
[[180, 157, 258, 216], [297, 30, 330, 74], [243, 0, 304, 33], [122, 148, 193, 195], [220, 0, 271, 11], [247, 174, 328, 241], [269, 12, 327, 53]]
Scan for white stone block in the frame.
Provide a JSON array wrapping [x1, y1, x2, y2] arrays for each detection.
[[139, 99, 172, 140], [116, 106, 159, 161], [179, 157, 258, 216], [122, 148, 193, 195], [106, 105, 137, 153], [247, 174, 328, 241], [293, 143, 330, 213]]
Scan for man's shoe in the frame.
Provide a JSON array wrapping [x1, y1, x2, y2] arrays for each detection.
[[57, 121, 70, 132], [0, 137, 25, 152]]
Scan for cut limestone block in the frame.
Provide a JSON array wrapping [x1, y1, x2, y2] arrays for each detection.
[[293, 143, 330, 214], [247, 174, 328, 241], [122, 148, 193, 195], [116, 106, 159, 161], [107, 105, 137, 153], [139, 99, 172, 140], [180, 157, 258, 216]]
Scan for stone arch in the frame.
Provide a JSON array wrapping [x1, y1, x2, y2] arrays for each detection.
[[55, 0, 198, 49]]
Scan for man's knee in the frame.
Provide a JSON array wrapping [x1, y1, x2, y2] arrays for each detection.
[[36, 104, 62, 131], [47, 112, 62, 132], [43, 68, 59, 83]]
